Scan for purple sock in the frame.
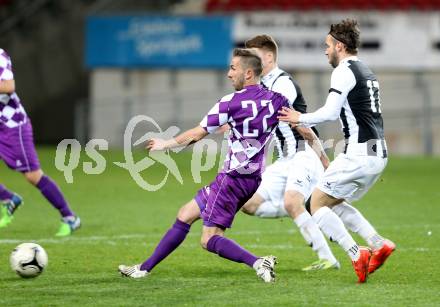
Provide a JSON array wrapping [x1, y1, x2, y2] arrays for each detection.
[[206, 235, 259, 268], [140, 219, 191, 272], [36, 175, 74, 217], [0, 184, 14, 201]]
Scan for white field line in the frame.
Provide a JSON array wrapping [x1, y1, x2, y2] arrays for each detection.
[[0, 230, 437, 252]]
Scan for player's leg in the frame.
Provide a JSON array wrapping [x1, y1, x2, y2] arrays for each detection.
[[241, 192, 265, 215], [201, 173, 277, 282], [332, 201, 389, 250], [332, 201, 395, 274], [0, 184, 23, 228], [24, 169, 80, 236], [242, 193, 287, 218], [0, 123, 36, 228], [284, 190, 339, 270], [201, 225, 256, 265], [242, 161, 288, 218], [119, 199, 200, 278], [201, 225, 276, 283], [310, 189, 370, 282], [329, 155, 394, 274], [310, 154, 389, 282], [283, 151, 339, 270]]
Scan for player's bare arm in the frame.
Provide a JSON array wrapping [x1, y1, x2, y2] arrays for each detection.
[[215, 124, 230, 134], [0, 79, 15, 94], [295, 126, 330, 169], [147, 126, 208, 151]]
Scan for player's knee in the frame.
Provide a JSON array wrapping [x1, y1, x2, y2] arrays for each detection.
[[200, 234, 211, 250], [177, 202, 200, 225], [24, 170, 43, 186], [284, 191, 305, 217], [241, 202, 258, 216]]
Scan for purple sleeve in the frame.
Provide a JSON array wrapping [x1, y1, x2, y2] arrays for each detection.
[[199, 94, 232, 133]]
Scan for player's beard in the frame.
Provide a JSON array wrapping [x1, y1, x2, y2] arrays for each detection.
[[328, 50, 338, 68], [233, 75, 245, 90]]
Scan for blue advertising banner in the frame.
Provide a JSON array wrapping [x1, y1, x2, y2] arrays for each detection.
[[86, 16, 232, 68]]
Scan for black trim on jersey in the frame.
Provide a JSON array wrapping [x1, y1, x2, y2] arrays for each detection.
[[271, 72, 317, 151], [380, 139, 388, 158], [346, 60, 385, 142], [329, 88, 342, 95], [275, 127, 287, 157], [340, 107, 350, 139]]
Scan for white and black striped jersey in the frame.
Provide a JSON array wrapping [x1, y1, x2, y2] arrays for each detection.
[[261, 67, 311, 159], [299, 56, 385, 146]]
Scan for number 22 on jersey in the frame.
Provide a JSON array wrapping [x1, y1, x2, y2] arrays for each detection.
[[241, 100, 275, 137]]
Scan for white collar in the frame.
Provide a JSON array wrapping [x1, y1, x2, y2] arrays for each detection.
[[261, 66, 283, 85], [339, 55, 359, 65]]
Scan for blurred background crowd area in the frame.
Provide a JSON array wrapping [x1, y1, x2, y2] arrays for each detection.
[[0, 0, 439, 155]]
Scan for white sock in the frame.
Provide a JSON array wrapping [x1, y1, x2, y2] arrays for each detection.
[[255, 201, 287, 218], [313, 206, 360, 261], [294, 211, 338, 264], [332, 202, 384, 250]]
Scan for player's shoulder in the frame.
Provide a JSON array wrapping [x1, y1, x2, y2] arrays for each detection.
[[220, 87, 256, 102], [331, 60, 357, 86], [218, 91, 240, 103], [333, 60, 354, 77]]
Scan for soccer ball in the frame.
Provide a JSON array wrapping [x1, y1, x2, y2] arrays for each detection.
[[10, 243, 48, 278]]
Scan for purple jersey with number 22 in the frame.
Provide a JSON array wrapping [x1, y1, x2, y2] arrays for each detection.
[[197, 84, 290, 229], [200, 84, 289, 176]]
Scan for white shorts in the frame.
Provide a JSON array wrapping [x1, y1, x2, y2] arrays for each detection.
[[256, 148, 324, 215], [317, 153, 387, 202]]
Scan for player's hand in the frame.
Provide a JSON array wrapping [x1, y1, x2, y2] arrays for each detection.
[[278, 107, 301, 124], [146, 138, 167, 151]]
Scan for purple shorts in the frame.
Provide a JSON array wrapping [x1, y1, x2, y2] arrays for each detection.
[[0, 121, 40, 173], [195, 172, 261, 229]]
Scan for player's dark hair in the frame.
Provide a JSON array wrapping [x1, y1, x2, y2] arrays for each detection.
[[233, 48, 263, 77], [329, 19, 360, 55], [245, 34, 278, 61]]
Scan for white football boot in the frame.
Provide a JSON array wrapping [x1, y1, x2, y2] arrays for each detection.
[[118, 264, 149, 278], [254, 255, 277, 283]]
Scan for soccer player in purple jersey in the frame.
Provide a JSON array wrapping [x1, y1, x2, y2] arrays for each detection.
[[118, 48, 290, 282], [0, 48, 80, 236]]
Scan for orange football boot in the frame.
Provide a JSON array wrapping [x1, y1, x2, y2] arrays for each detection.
[[368, 239, 396, 274], [352, 246, 372, 283]]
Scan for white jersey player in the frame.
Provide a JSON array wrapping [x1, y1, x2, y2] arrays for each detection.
[[242, 35, 340, 271], [279, 19, 395, 283]]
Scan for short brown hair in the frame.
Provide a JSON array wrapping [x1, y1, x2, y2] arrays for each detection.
[[245, 34, 278, 61], [329, 19, 360, 55], [232, 48, 263, 77]]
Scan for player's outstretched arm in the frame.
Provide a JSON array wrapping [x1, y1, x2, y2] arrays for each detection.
[[295, 126, 330, 169], [0, 79, 15, 94], [147, 126, 208, 152]]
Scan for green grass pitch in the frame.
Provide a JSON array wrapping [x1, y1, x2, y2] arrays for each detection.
[[0, 147, 439, 306]]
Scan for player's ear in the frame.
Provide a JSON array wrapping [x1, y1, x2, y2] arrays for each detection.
[[336, 41, 344, 52], [245, 68, 253, 81]]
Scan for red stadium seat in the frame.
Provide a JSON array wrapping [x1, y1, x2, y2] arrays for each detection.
[[204, 0, 440, 12]]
